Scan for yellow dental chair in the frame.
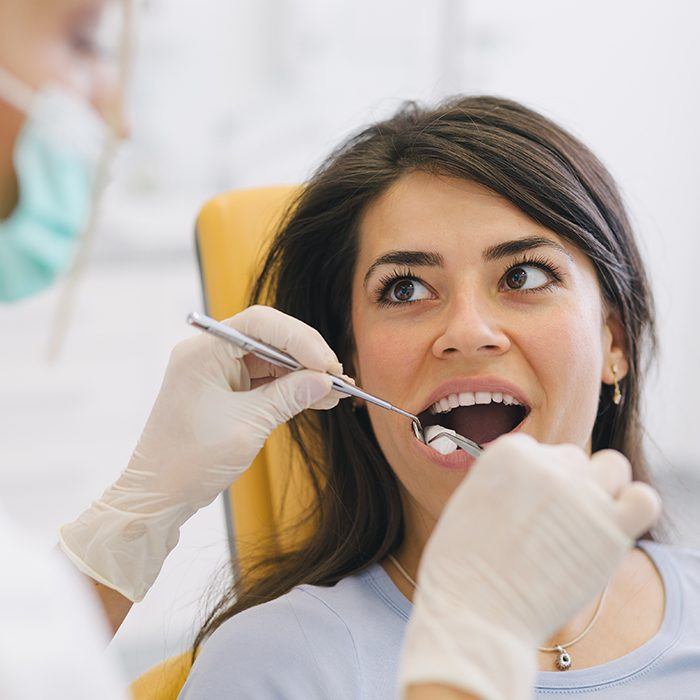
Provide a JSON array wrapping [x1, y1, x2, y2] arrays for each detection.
[[130, 184, 308, 700]]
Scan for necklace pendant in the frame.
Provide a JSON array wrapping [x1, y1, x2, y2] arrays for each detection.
[[555, 645, 572, 671]]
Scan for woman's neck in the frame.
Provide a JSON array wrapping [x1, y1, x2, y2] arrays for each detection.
[[383, 493, 434, 602]]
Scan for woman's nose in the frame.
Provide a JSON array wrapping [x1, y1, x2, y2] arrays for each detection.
[[431, 290, 511, 359]]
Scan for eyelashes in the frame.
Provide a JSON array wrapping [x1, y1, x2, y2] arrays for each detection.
[[375, 267, 420, 307], [374, 255, 565, 307], [503, 254, 564, 290]]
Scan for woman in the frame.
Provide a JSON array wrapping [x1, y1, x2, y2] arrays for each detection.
[[180, 97, 698, 698]]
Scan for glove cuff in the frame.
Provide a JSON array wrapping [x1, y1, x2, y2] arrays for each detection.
[[59, 500, 193, 602]]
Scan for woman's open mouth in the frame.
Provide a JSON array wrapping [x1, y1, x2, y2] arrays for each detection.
[[412, 387, 531, 464], [420, 391, 529, 443]]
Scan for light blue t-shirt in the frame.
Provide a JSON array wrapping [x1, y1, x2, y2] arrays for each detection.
[[180, 541, 700, 698]]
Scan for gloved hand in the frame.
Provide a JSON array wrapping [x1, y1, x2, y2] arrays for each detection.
[[59, 305, 345, 602], [399, 433, 661, 700]]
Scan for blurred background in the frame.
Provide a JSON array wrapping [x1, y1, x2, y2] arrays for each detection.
[[1, 0, 698, 683]]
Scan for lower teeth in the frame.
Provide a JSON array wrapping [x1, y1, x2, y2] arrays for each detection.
[[424, 425, 458, 455]]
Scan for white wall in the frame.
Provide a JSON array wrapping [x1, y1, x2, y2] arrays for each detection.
[[1, 0, 698, 682]]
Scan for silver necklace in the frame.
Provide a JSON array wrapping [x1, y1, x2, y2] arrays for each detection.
[[388, 554, 611, 671]]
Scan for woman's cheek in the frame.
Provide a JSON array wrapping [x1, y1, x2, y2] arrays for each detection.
[[356, 321, 424, 398], [521, 297, 601, 370], [519, 306, 603, 445]]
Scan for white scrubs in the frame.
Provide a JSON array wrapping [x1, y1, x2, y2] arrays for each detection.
[[0, 504, 127, 699]]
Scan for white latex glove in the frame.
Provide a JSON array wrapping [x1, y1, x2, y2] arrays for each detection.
[[399, 433, 661, 700], [59, 305, 345, 602]]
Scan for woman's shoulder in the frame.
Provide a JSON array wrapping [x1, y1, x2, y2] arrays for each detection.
[[294, 560, 412, 624], [179, 563, 407, 699], [223, 560, 407, 630], [180, 589, 359, 698], [642, 538, 700, 565], [640, 538, 700, 596]]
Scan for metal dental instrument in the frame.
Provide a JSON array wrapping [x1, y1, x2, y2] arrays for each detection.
[[187, 312, 483, 458], [426, 431, 483, 457]]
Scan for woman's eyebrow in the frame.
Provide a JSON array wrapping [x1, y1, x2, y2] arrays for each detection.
[[363, 237, 572, 287], [363, 250, 444, 288], [482, 236, 574, 262]]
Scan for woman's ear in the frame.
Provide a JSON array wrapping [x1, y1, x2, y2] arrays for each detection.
[[601, 313, 629, 386]]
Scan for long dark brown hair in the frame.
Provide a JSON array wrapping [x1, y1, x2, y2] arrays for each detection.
[[194, 95, 657, 651]]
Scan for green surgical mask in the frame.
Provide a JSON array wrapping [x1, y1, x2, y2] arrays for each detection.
[[0, 69, 108, 302]]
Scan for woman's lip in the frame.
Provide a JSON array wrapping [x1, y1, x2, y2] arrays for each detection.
[[416, 376, 531, 414], [411, 416, 528, 470]]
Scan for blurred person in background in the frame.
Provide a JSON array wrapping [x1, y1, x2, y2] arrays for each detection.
[[0, 0, 126, 301], [0, 2, 666, 700], [1, 3, 129, 697]]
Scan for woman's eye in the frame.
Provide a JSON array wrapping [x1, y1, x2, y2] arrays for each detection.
[[502, 265, 551, 292], [386, 278, 431, 303]]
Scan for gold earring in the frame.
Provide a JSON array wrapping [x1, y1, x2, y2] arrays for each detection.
[[611, 363, 622, 405]]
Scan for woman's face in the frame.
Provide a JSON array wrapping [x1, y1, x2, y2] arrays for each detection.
[[351, 172, 626, 526]]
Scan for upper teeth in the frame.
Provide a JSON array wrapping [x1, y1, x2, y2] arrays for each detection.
[[428, 391, 521, 414]]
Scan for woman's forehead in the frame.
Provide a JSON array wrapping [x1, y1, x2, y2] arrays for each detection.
[[356, 172, 576, 264]]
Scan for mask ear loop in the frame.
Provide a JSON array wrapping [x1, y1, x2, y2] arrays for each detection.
[[46, 0, 135, 362]]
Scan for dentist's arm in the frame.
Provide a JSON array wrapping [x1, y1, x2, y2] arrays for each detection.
[[59, 306, 345, 629], [92, 580, 133, 634], [399, 435, 661, 700]]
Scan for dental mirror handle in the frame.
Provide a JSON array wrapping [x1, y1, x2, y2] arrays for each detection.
[[187, 312, 422, 424], [328, 376, 419, 420], [187, 311, 302, 371], [327, 377, 426, 443]]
